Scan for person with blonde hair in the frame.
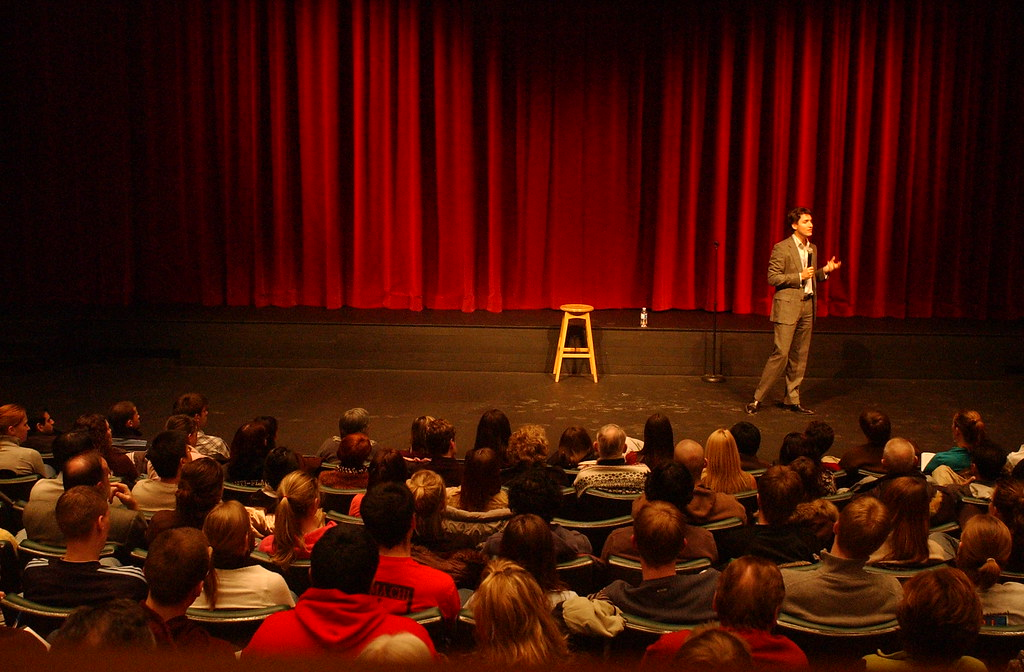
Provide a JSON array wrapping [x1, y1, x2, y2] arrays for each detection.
[[472, 558, 569, 665], [408, 469, 476, 555], [957, 514, 1024, 625], [258, 470, 334, 568], [192, 500, 294, 610], [702, 429, 756, 495], [503, 424, 551, 480]]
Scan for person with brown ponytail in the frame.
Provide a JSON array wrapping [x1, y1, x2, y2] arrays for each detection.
[[923, 410, 987, 476], [258, 470, 334, 569], [957, 514, 1024, 626]]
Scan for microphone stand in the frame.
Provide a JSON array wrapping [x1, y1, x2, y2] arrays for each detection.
[[702, 240, 725, 383]]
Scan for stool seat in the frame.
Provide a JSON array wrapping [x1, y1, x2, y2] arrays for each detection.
[[553, 305, 598, 382]]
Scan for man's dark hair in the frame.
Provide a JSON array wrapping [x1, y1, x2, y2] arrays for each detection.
[[715, 556, 785, 630], [803, 420, 835, 457], [645, 462, 695, 512], [64, 451, 106, 490], [786, 207, 812, 229], [859, 409, 892, 447], [507, 467, 563, 522], [361, 482, 415, 549], [147, 430, 189, 479], [52, 430, 96, 473], [263, 446, 300, 490], [778, 432, 815, 465], [145, 528, 211, 606], [27, 409, 50, 434], [172, 392, 209, 418], [634, 501, 686, 566], [107, 401, 138, 437], [423, 418, 456, 458], [757, 465, 804, 526], [310, 525, 380, 593], [729, 421, 761, 457], [56, 486, 108, 541], [50, 599, 155, 651], [972, 443, 1008, 482]]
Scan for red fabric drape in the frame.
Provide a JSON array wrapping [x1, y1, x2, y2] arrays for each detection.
[[5, 0, 1023, 318]]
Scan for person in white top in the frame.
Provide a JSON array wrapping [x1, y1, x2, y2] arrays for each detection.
[[957, 514, 1024, 626], [132, 430, 191, 512]]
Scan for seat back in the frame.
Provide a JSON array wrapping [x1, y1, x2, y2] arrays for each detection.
[[222, 481, 261, 505], [186, 604, 290, 648], [611, 612, 700, 651], [319, 486, 365, 516], [604, 555, 712, 586], [0, 593, 74, 638], [0, 539, 20, 594], [551, 515, 632, 556], [0, 474, 41, 504], [776, 613, 900, 665], [324, 510, 365, 534], [18, 539, 117, 569], [575, 489, 638, 522], [555, 555, 597, 595]]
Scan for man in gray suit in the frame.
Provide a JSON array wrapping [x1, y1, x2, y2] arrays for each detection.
[[746, 208, 841, 415]]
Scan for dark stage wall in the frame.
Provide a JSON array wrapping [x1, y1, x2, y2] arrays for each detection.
[[4, 0, 1023, 318]]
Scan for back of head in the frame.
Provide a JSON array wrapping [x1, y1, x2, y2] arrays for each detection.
[[778, 432, 814, 465], [50, 599, 155, 652], [715, 555, 784, 630], [0, 403, 26, 436], [367, 447, 409, 488], [51, 430, 96, 473], [310, 525, 380, 593], [73, 413, 112, 452], [596, 424, 626, 459], [423, 418, 455, 458], [227, 422, 271, 480], [272, 470, 320, 566], [507, 467, 562, 521], [859, 409, 892, 447], [203, 500, 252, 566], [674, 626, 753, 671], [788, 456, 825, 500], [729, 421, 761, 457], [757, 465, 804, 526], [704, 429, 750, 494], [555, 426, 593, 467], [460, 447, 502, 511], [878, 476, 930, 563], [148, 430, 189, 480], [107, 401, 138, 437], [262, 446, 300, 490], [882, 438, 917, 473], [474, 409, 512, 453], [337, 432, 372, 468], [958, 514, 1012, 590], [409, 415, 434, 457], [164, 414, 197, 436], [176, 457, 224, 519], [339, 407, 370, 436], [500, 513, 561, 592], [803, 420, 835, 457], [407, 469, 446, 539], [173, 392, 208, 418], [953, 410, 986, 447], [64, 451, 106, 490], [645, 461, 695, 512], [145, 527, 211, 606], [357, 632, 432, 664], [898, 567, 981, 662], [673, 439, 705, 481], [56, 486, 108, 541], [640, 413, 674, 467], [252, 415, 278, 443], [634, 501, 686, 566], [971, 442, 1007, 481], [836, 496, 892, 559], [362, 482, 415, 548], [507, 424, 550, 467]]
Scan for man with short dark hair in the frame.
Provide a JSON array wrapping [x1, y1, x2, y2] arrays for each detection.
[[645, 555, 809, 668], [594, 502, 718, 623], [413, 417, 462, 486], [23, 486, 148, 607], [28, 429, 94, 503], [108, 401, 148, 464], [50, 599, 156, 651], [839, 409, 892, 474], [172, 392, 229, 462], [781, 496, 902, 625], [730, 421, 768, 471], [362, 483, 461, 622], [22, 408, 57, 454], [243, 526, 437, 657], [131, 430, 190, 512], [573, 424, 649, 496]]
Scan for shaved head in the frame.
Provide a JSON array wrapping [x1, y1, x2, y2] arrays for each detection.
[[882, 438, 916, 473], [674, 439, 705, 481]]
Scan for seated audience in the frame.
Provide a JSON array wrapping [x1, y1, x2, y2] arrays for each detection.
[[74, 412, 137, 486], [191, 500, 295, 610], [868, 476, 952, 565], [496, 513, 577, 608], [407, 415, 433, 461], [172, 392, 229, 462], [348, 447, 409, 517], [132, 430, 190, 512], [224, 421, 271, 485], [0, 403, 47, 476], [446, 447, 508, 511], [547, 426, 597, 470], [923, 409, 986, 476], [163, 414, 206, 464], [716, 465, 822, 565], [673, 626, 754, 671], [49, 599, 156, 652], [362, 482, 461, 622], [142, 527, 234, 656], [258, 470, 334, 567], [645, 555, 809, 669], [414, 417, 462, 487], [573, 424, 649, 496], [594, 501, 719, 623], [956, 514, 1024, 626], [408, 469, 471, 552], [23, 486, 148, 607], [701, 428, 757, 495], [601, 461, 718, 564], [731, 421, 769, 471], [146, 456, 223, 546], [21, 407, 58, 455], [108, 400, 148, 455], [356, 632, 434, 664], [991, 477, 1024, 571], [839, 408, 891, 474], [932, 441, 1008, 500], [471, 558, 569, 665], [803, 420, 836, 461], [317, 407, 374, 460], [627, 413, 675, 470], [863, 567, 984, 671], [674, 439, 748, 524], [781, 496, 902, 625], [244, 526, 437, 658], [28, 429, 94, 503], [249, 444, 300, 514], [780, 430, 836, 495], [318, 432, 372, 489], [502, 423, 553, 482], [473, 408, 512, 455]]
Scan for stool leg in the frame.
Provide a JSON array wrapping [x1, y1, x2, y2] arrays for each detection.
[[584, 313, 598, 383], [553, 312, 571, 381]]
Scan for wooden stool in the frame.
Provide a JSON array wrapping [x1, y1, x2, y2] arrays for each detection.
[[553, 303, 598, 382]]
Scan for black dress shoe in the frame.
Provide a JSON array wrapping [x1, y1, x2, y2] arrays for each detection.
[[786, 403, 815, 415], [745, 401, 760, 415]]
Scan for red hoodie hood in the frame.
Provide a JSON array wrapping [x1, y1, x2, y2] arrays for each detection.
[[291, 588, 393, 649]]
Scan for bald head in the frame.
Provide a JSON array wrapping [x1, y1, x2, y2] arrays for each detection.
[[596, 424, 626, 460], [674, 440, 705, 481], [882, 437, 917, 474]]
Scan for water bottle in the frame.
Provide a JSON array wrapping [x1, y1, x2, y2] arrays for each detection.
[[640, 307, 648, 328]]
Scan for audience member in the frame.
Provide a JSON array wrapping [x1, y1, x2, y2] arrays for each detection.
[[503, 423, 553, 482], [22, 407, 58, 454], [108, 400, 148, 453], [629, 413, 675, 470], [28, 429, 94, 503], [674, 439, 748, 524], [49, 599, 156, 652], [250, 445, 300, 513], [407, 415, 433, 460], [573, 424, 649, 496], [172, 392, 229, 462], [957, 514, 1024, 626], [224, 421, 271, 485], [548, 426, 597, 470], [356, 631, 434, 664], [471, 558, 569, 665], [672, 626, 753, 671], [415, 417, 462, 486], [923, 409, 987, 476], [594, 501, 719, 623], [74, 412, 138, 486], [781, 496, 901, 625], [146, 456, 223, 546], [349, 447, 409, 517], [191, 500, 295, 609], [447, 447, 508, 511], [933, 441, 1008, 500], [731, 421, 768, 471], [868, 476, 952, 565], [803, 420, 836, 460], [317, 407, 374, 460], [863, 567, 984, 671], [496, 513, 576, 608], [473, 408, 512, 456], [318, 432, 372, 489], [645, 555, 809, 668], [839, 408, 891, 474], [258, 470, 333, 567], [991, 477, 1024, 571], [132, 430, 190, 512], [408, 468, 485, 587], [0, 403, 47, 476], [23, 486, 148, 607], [779, 433, 836, 495], [362, 482, 461, 622], [701, 429, 757, 495], [163, 414, 206, 464]]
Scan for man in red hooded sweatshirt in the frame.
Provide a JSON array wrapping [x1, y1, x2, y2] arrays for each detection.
[[243, 525, 437, 658]]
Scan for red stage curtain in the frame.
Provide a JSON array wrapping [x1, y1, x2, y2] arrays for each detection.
[[5, 0, 1023, 318]]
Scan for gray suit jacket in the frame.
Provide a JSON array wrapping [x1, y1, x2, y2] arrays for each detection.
[[767, 236, 826, 324]]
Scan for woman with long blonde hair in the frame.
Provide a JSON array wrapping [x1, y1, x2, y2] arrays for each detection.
[[472, 558, 569, 665], [957, 514, 1024, 625], [701, 429, 756, 495], [257, 470, 333, 568]]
